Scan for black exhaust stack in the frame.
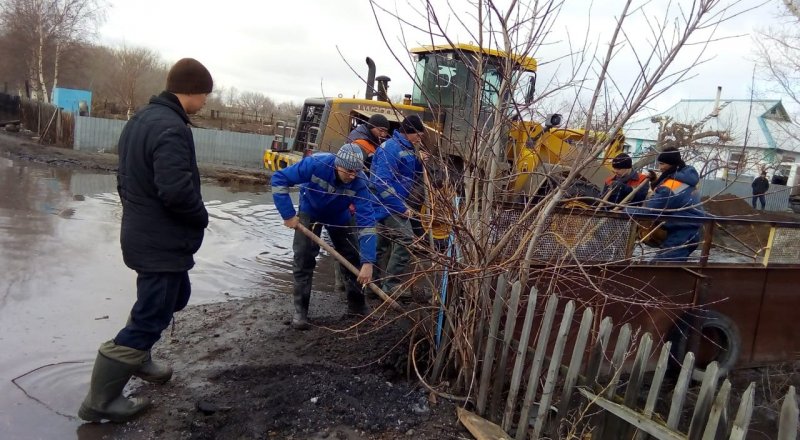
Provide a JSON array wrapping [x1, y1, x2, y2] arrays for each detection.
[[365, 57, 376, 100], [375, 76, 390, 102]]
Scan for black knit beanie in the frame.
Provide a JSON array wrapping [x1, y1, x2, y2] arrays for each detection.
[[400, 114, 425, 134], [367, 114, 390, 130], [166, 58, 213, 95], [611, 153, 633, 170], [657, 147, 684, 167]]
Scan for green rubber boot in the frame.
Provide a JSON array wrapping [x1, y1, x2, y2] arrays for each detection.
[[78, 345, 150, 423], [133, 352, 173, 384]]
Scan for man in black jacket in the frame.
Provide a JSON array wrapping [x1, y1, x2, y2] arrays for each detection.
[[78, 58, 213, 423], [751, 171, 769, 210]]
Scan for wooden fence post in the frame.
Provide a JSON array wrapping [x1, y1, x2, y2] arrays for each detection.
[[777, 386, 798, 440]]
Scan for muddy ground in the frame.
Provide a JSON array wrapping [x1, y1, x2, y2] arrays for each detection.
[[78, 295, 463, 440], [3, 130, 798, 439], [0, 131, 465, 440]]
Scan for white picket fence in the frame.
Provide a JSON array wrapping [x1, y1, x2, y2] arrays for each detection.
[[465, 275, 799, 439]]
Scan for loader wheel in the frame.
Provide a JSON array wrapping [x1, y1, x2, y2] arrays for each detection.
[[668, 310, 741, 381]]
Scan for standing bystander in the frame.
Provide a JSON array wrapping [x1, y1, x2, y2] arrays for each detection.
[[79, 58, 213, 422], [751, 171, 769, 210]]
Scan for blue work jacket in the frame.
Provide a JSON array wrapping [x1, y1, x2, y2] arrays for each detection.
[[271, 153, 377, 263]]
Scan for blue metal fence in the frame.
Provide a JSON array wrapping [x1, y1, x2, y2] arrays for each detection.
[[74, 116, 290, 170], [699, 178, 791, 212]]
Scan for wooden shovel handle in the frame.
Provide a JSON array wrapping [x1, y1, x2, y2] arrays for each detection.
[[294, 222, 405, 313]]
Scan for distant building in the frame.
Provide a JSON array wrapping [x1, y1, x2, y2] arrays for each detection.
[[625, 98, 799, 187], [52, 87, 92, 116]]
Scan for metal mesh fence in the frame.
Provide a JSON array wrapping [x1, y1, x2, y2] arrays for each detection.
[[489, 208, 632, 262], [767, 227, 800, 264]]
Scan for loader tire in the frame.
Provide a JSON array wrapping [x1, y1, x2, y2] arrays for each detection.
[[668, 310, 741, 381]]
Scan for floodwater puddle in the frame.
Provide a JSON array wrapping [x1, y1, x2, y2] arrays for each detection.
[[0, 156, 313, 438]]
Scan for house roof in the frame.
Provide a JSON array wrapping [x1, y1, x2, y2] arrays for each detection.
[[624, 99, 799, 153]]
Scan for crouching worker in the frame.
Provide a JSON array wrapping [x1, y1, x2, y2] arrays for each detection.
[[641, 147, 704, 261], [602, 153, 648, 208], [272, 143, 377, 330], [78, 58, 213, 422]]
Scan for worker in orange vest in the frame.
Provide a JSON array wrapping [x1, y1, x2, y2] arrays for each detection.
[[347, 113, 390, 173], [641, 147, 705, 261], [602, 153, 649, 208]]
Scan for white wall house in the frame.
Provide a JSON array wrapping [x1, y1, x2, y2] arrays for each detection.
[[624, 98, 799, 188]]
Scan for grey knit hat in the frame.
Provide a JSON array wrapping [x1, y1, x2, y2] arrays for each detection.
[[335, 143, 364, 171]]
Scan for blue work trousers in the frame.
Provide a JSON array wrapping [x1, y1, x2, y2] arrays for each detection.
[[114, 271, 191, 351]]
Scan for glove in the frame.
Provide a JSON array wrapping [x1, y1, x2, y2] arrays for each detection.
[[646, 170, 658, 181]]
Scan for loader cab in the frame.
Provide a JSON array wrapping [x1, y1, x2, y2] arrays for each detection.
[[291, 98, 327, 154], [409, 44, 537, 158]]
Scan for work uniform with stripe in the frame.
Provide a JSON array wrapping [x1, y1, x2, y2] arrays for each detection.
[[272, 153, 377, 318], [642, 165, 704, 261], [370, 130, 423, 294], [602, 171, 649, 206], [347, 123, 382, 172]]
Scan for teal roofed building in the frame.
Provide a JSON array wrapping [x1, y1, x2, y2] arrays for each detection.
[[624, 96, 799, 188]]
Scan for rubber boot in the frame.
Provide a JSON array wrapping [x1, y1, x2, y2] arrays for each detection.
[[291, 294, 310, 330], [346, 291, 370, 316], [133, 352, 173, 384], [291, 310, 310, 330], [78, 351, 151, 423], [333, 262, 346, 297]]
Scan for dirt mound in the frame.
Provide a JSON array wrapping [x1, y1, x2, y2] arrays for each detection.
[[187, 363, 435, 439], [703, 194, 757, 218], [85, 293, 463, 440]]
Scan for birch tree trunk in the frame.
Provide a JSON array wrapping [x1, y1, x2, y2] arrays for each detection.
[[36, 18, 49, 102]]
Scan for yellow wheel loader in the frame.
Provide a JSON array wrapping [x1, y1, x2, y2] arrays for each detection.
[[263, 44, 624, 198]]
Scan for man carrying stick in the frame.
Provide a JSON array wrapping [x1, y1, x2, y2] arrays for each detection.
[[272, 144, 376, 330]]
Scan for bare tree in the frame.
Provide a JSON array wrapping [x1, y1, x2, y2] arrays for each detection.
[[106, 45, 159, 118], [367, 0, 757, 413], [754, 1, 800, 139], [236, 90, 275, 117], [0, 0, 105, 102], [225, 86, 238, 108]]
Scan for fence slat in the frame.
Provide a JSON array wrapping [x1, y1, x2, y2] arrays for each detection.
[[532, 300, 575, 438], [584, 316, 613, 386], [515, 293, 559, 440], [579, 389, 686, 440], [667, 352, 696, 430], [490, 280, 522, 419], [727, 382, 755, 440], [615, 333, 653, 439], [604, 324, 633, 383], [502, 286, 540, 431], [625, 333, 654, 407], [476, 275, 509, 415], [701, 379, 731, 440], [687, 362, 720, 440], [554, 306, 594, 438], [634, 341, 673, 440], [777, 385, 798, 440], [596, 324, 633, 440]]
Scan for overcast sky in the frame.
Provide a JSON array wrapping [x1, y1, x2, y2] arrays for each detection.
[[99, 0, 791, 116]]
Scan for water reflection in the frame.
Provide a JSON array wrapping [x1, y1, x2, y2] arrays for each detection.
[[0, 156, 296, 439]]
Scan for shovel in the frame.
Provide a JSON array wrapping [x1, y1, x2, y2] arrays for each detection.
[[294, 223, 406, 313]]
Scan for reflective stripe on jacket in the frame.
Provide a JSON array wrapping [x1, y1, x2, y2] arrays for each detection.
[[602, 172, 649, 205], [644, 165, 704, 234], [370, 130, 422, 220], [271, 153, 377, 263]]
